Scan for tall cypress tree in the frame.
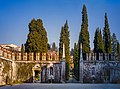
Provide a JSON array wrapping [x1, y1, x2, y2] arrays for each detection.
[[93, 28, 104, 60], [117, 42, 120, 55], [59, 26, 65, 60], [103, 13, 112, 54], [111, 33, 118, 59], [59, 20, 70, 80], [64, 20, 70, 80], [25, 19, 40, 53], [73, 43, 79, 80], [78, 4, 90, 60], [93, 27, 104, 53], [25, 19, 48, 54], [36, 19, 48, 53]]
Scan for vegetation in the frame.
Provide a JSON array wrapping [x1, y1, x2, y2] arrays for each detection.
[[59, 20, 70, 80], [73, 43, 79, 80], [111, 33, 119, 59], [93, 27, 104, 53], [78, 4, 90, 60], [103, 13, 112, 54], [25, 19, 48, 57]]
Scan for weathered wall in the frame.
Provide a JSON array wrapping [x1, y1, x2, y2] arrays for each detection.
[[83, 61, 120, 83], [14, 62, 34, 83], [0, 59, 11, 85]]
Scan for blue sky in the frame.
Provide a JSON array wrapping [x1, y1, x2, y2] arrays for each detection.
[[0, 0, 120, 49]]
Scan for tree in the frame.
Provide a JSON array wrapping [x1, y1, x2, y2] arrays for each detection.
[[103, 13, 112, 54], [59, 20, 70, 80], [25, 19, 40, 53], [51, 42, 57, 51], [111, 33, 118, 59], [36, 19, 48, 53], [93, 28, 104, 60], [21, 44, 25, 60], [59, 26, 65, 60], [78, 4, 90, 60], [73, 43, 79, 80], [70, 48, 74, 56], [64, 20, 70, 80], [47, 43, 50, 50], [93, 27, 104, 53], [117, 41, 120, 59], [25, 18, 48, 55]]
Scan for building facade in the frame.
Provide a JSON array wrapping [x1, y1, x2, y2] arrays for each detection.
[[0, 45, 66, 85]]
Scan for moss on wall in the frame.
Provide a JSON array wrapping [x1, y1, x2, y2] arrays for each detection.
[[15, 63, 34, 83], [1, 59, 11, 84]]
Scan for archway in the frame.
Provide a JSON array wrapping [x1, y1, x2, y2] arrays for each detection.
[[32, 64, 41, 83]]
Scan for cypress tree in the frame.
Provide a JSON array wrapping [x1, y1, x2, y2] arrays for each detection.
[[64, 20, 70, 80], [25, 19, 40, 53], [111, 33, 118, 59], [59, 20, 70, 80], [21, 44, 25, 60], [93, 28, 104, 60], [25, 18, 48, 55], [73, 43, 79, 80], [78, 4, 90, 60], [36, 19, 48, 53], [103, 13, 112, 54], [117, 41, 120, 60], [52, 42, 57, 51], [93, 27, 104, 53], [59, 26, 65, 60]]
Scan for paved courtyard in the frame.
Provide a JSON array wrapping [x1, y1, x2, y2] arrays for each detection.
[[0, 83, 120, 89]]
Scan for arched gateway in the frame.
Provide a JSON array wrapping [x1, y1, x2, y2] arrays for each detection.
[[32, 64, 41, 83]]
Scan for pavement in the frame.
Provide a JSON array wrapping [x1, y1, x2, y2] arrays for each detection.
[[0, 83, 120, 89]]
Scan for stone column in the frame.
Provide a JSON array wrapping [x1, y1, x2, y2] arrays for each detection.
[[62, 43, 65, 59], [42, 53, 46, 61], [61, 43, 66, 82], [86, 53, 89, 61], [36, 53, 40, 61], [79, 43, 83, 83], [99, 53, 103, 61], [12, 52, 15, 60], [17, 53, 21, 61], [111, 54, 115, 60], [94, 53, 96, 61], [12, 61, 17, 82], [3, 49, 7, 58], [7, 50, 11, 59], [105, 53, 108, 60], [89, 53, 91, 61], [29, 53, 34, 61], [0, 47, 3, 57], [92, 53, 94, 61], [61, 59, 66, 82], [23, 53, 27, 61]]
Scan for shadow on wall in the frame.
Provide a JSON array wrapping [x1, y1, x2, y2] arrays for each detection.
[[23, 77, 33, 83]]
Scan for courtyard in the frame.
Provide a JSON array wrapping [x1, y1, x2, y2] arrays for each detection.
[[0, 83, 120, 89]]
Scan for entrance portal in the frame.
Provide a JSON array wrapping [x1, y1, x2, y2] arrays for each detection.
[[34, 70, 40, 82], [32, 64, 41, 83]]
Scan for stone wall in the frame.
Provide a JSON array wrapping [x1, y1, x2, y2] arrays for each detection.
[[0, 46, 59, 61], [82, 60, 120, 83], [0, 46, 61, 85], [0, 59, 11, 85], [14, 62, 34, 83]]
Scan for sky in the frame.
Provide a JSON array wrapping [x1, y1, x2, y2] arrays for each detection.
[[0, 0, 120, 50]]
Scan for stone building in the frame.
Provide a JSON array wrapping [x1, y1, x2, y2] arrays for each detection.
[[0, 44, 66, 85], [79, 44, 120, 83]]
